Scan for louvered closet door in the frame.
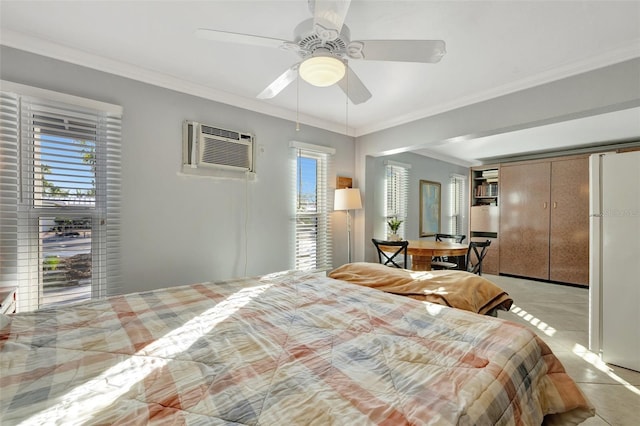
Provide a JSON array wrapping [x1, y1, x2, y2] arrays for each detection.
[[549, 157, 590, 285], [499, 162, 551, 280]]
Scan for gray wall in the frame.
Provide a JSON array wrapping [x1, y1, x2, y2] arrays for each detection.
[[364, 152, 469, 263], [356, 58, 640, 158], [1, 46, 356, 292], [7, 46, 633, 287], [353, 58, 640, 261]]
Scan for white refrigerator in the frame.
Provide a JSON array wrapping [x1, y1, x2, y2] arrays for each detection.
[[589, 151, 640, 372]]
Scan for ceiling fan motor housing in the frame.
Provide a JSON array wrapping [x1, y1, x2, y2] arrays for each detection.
[[292, 19, 352, 60]]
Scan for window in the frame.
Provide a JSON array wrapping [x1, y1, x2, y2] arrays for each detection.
[[0, 82, 122, 312], [384, 161, 410, 238], [449, 174, 466, 234], [291, 141, 334, 271]]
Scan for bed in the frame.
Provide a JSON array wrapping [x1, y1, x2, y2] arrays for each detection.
[[1, 269, 594, 425], [328, 262, 513, 316]]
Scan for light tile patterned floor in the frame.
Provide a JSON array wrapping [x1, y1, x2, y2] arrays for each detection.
[[487, 274, 640, 426]]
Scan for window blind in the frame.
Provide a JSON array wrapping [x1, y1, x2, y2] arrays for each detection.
[[0, 92, 20, 301], [384, 162, 410, 238], [449, 174, 466, 234], [0, 84, 122, 312], [290, 142, 334, 271]]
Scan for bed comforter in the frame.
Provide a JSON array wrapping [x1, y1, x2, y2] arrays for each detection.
[[328, 262, 514, 315], [1, 270, 593, 425]]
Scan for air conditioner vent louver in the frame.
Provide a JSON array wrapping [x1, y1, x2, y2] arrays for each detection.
[[201, 125, 240, 141], [201, 136, 250, 169], [182, 120, 255, 173]]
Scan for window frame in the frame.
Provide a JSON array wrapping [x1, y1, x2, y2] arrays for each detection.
[[0, 81, 122, 312], [384, 161, 410, 239], [290, 141, 334, 272], [449, 174, 466, 235]]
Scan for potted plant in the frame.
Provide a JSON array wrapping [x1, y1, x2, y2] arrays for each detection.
[[387, 217, 403, 241]]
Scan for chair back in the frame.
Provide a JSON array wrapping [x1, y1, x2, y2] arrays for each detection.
[[435, 233, 466, 244], [372, 238, 408, 268], [432, 234, 467, 269], [465, 240, 491, 275]]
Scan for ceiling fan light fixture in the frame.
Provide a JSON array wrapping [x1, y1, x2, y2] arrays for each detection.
[[299, 54, 346, 87]]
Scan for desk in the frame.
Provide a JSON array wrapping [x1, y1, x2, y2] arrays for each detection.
[[382, 240, 468, 271]]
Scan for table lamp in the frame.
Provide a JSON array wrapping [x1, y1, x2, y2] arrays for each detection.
[[334, 188, 362, 263]]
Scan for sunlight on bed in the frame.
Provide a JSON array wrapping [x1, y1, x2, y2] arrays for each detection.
[[410, 271, 435, 280], [260, 270, 293, 280], [422, 286, 449, 296], [510, 304, 557, 336], [20, 283, 271, 425], [572, 343, 640, 396], [424, 302, 446, 316]]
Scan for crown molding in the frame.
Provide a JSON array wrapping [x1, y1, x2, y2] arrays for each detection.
[[355, 41, 640, 137], [408, 149, 476, 168], [0, 29, 356, 137], [2, 29, 637, 140]]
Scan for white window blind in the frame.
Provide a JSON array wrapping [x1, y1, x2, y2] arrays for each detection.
[[0, 84, 122, 312], [384, 162, 409, 238], [291, 142, 333, 271], [449, 174, 466, 234]]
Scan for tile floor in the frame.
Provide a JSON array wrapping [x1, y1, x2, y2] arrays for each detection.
[[486, 274, 640, 426]]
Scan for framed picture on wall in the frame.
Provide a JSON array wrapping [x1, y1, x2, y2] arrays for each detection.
[[419, 180, 441, 237]]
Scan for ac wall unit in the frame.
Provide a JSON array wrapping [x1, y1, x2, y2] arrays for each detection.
[[183, 120, 255, 172]]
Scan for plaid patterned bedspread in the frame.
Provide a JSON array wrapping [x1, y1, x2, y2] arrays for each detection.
[[1, 270, 594, 425]]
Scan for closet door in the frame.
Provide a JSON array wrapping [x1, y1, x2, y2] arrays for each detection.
[[549, 157, 590, 285], [500, 162, 551, 279]]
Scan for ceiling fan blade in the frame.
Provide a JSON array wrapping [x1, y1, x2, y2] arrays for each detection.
[[196, 28, 289, 50], [350, 40, 446, 63], [256, 65, 299, 99], [337, 67, 372, 105], [311, 0, 352, 41]]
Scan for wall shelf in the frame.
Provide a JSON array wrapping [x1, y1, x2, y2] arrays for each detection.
[[469, 165, 500, 274]]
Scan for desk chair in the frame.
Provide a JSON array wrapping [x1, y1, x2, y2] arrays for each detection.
[[372, 239, 408, 268], [431, 233, 466, 270], [465, 240, 491, 275]]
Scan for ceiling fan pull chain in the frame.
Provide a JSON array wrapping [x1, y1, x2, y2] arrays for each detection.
[[345, 67, 349, 135], [296, 77, 301, 132]]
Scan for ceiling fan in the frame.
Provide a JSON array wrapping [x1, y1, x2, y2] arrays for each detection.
[[196, 0, 446, 104]]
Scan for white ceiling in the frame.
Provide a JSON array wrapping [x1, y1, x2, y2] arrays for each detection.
[[1, 1, 639, 165]]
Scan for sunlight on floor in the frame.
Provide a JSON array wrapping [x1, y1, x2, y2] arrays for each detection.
[[20, 283, 271, 425], [509, 304, 557, 336], [509, 298, 639, 396], [572, 343, 640, 396]]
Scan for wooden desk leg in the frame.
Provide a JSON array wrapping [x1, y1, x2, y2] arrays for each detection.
[[411, 255, 432, 271]]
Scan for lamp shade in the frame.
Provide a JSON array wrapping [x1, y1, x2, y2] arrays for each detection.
[[299, 55, 346, 87], [334, 188, 362, 211]]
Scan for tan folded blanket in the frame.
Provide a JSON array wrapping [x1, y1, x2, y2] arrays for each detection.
[[328, 262, 513, 315]]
